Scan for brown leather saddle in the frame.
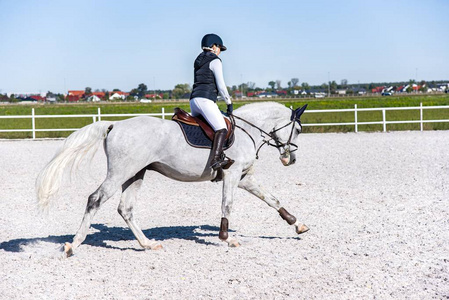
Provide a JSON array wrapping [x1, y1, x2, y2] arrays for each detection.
[[172, 107, 234, 144]]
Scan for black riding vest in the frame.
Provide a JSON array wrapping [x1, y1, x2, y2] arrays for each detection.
[[190, 51, 221, 102]]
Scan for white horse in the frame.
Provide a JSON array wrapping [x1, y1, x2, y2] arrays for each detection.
[[36, 102, 309, 257]]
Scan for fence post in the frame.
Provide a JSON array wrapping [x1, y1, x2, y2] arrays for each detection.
[[420, 102, 423, 132], [382, 109, 386, 132], [32, 108, 36, 139], [97, 107, 101, 121], [354, 104, 358, 133], [162, 107, 165, 119]]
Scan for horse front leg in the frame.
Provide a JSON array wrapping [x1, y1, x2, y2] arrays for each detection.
[[220, 169, 241, 247], [238, 170, 309, 235]]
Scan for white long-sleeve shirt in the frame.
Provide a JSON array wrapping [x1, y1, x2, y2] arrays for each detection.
[[209, 58, 232, 105]]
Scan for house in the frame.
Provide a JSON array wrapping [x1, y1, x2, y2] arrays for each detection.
[[371, 86, 384, 94], [234, 90, 244, 98], [46, 93, 57, 102], [351, 87, 366, 95], [92, 92, 105, 99], [276, 90, 287, 96], [308, 89, 327, 97], [17, 96, 37, 102], [86, 95, 101, 102], [109, 91, 129, 100], [257, 92, 278, 98], [398, 85, 409, 93], [336, 89, 347, 95], [68, 90, 85, 97], [144, 93, 163, 99], [67, 95, 81, 102], [30, 95, 45, 102], [109, 92, 126, 100]]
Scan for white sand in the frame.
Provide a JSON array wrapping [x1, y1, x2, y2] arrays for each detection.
[[0, 131, 448, 299]]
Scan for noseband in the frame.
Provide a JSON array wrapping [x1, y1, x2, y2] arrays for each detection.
[[231, 111, 302, 159]]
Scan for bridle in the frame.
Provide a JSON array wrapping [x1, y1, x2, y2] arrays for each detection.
[[230, 108, 303, 159]]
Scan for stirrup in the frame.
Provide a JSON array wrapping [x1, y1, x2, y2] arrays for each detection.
[[211, 157, 227, 171], [211, 155, 234, 171]]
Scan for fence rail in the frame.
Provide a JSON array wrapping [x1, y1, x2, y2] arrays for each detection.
[[1, 104, 448, 139], [303, 103, 449, 133]]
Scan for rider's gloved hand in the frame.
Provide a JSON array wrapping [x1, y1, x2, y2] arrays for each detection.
[[226, 104, 233, 115]]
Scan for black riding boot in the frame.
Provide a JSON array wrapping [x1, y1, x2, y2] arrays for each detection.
[[210, 129, 228, 170]]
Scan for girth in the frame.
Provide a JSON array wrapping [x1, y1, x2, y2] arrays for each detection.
[[172, 107, 233, 141]]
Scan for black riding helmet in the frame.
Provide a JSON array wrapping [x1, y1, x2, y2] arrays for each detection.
[[201, 33, 227, 51]]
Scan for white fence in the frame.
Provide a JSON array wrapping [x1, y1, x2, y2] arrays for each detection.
[[1, 104, 448, 139], [302, 103, 449, 133], [0, 108, 168, 139]]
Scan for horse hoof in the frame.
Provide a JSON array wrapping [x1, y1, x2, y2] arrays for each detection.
[[296, 224, 310, 234], [62, 242, 73, 258], [226, 238, 240, 248], [150, 244, 163, 250], [144, 241, 162, 250]]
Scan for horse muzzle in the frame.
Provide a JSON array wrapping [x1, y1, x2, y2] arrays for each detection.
[[280, 154, 296, 166]]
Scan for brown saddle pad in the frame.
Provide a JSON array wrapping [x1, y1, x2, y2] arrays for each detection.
[[172, 107, 233, 141]]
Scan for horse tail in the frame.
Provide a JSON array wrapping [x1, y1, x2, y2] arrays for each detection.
[[36, 121, 114, 209]]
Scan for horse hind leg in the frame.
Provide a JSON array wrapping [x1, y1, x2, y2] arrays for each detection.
[[118, 169, 162, 250], [64, 179, 120, 257]]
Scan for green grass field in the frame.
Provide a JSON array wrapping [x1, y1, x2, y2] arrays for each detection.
[[1, 94, 448, 138]]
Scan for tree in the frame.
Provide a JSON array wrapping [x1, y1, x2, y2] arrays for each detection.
[[330, 80, 338, 92], [85, 87, 92, 96], [172, 83, 191, 99], [268, 81, 276, 90], [341, 79, 348, 88], [247, 82, 256, 90], [137, 83, 148, 98], [0, 93, 9, 102], [301, 82, 310, 91], [275, 80, 281, 90], [291, 78, 299, 87], [113, 88, 121, 92]]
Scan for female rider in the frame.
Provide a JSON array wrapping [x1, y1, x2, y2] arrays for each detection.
[[189, 33, 233, 170]]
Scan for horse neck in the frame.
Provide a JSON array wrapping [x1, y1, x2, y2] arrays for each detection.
[[234, 103, 288, 142]]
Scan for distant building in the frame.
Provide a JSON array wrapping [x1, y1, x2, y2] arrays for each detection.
[[86, 95, 101, 102], [257, 92, 278, 98], [68, 90, 85, 97]]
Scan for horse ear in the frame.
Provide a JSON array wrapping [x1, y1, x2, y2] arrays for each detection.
[[295, 104, 308, 119]]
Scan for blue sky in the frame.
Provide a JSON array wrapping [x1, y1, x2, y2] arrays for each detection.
[[0, 0, 448, 94]]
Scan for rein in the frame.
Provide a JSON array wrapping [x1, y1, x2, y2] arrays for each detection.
[[231, 113, 301, 159]]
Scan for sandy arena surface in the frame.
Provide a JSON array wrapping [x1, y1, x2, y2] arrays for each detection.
[[0, 131, 448, 299]]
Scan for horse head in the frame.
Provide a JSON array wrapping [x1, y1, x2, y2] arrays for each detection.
[[272, 104, 308, 166]]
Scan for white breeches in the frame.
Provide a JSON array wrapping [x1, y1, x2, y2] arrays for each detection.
[[190, 97, 227, 131]]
